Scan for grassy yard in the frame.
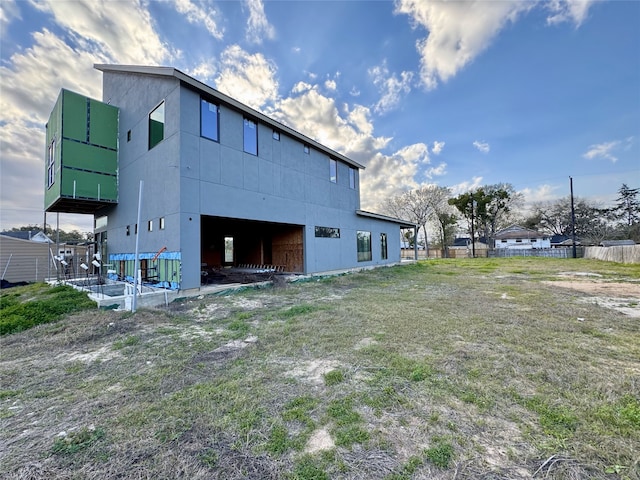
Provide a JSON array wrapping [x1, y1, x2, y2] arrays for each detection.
[[1, 258, 639, 479]]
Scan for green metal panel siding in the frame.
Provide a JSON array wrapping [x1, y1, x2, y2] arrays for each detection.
[[61, 169, 118, 200], [61, 90, 88, 142], [89, 99, 118, 149], [44, 88, 119, 212], [44, 93, 63, 211], [62, 140, 117, 175]]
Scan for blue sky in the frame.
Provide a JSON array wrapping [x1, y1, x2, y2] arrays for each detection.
[[1, 0, 638, 233]]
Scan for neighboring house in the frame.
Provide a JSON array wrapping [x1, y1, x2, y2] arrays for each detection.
[[494, 225, 550, 249], [44, 64, 415, 290], [550, 234, 579, 248], [449, 237, 489, 258], [2, 230, 52, 243], [0, 234, 54, 283]]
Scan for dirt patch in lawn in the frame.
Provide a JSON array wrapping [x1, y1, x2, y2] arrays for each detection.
[[544, 273, 640, 317]]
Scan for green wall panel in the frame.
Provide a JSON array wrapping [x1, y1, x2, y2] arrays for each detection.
[[44, 88, 119, 212], [61, 91, 87, 142], [62, 140, 117, 174], [61, 169, 118, 201], [89, 99, 118, 149]]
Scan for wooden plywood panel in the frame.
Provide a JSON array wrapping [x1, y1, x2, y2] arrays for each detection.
[[272, 227, 303, 272]]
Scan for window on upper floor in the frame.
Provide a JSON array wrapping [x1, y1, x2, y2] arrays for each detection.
[[273, 130, 280, 141], [201, 99, 219, 141], [159, 217, 165, 230], [243, 118, 258, 155], [304, 144, 310, 154], [47, 139, 56, 188], [380, 233, 388, 260], [149, 101, 165, 150], [349, 167, 356, 189], [148, 220, 153, 232], [329, 159, 337, 183], [357, 231, 372, 262]]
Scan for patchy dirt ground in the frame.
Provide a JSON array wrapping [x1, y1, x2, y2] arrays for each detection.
[[544, 272, 640, 317]]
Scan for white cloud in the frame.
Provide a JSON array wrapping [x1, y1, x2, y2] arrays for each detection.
[[450, 177, 484, 196], [324, 79, 337, 91], [245, 0, 275, 44], [546, 0, 597, 27], [425, 162, 447, 179], [32, 0, 173, 64], [187, 61, 218, 84], [173, 0, 224, 40], [1, 0, 20, 30], [368, 61, 414, 114], [432, 141, 445, 155], [583, 140, 620, 163], [395, 0, 532, 89], [473, 140, 490, 154], [214, 45, 279, 109], [519, 184, 561, 204]]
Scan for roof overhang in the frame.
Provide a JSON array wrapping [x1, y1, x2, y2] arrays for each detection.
[[94, 64, 365, 170], [356, 210, 417, 228]]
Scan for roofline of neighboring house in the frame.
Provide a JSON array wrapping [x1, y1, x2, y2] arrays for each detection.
[[356, 210, 416, 228], [94, 64, 365, 170]]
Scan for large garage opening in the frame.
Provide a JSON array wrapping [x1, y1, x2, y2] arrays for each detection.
[[201, 216, 304, 285]]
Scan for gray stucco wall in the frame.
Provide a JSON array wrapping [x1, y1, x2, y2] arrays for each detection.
[[99, 71, 405, 289]]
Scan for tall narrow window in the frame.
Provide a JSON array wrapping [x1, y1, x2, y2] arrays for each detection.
[[329, 159, 337, 183], [304, 145, 310, 154], [201, 99, 219, 141], [149, 101, 165, 149], [272, 130, 280, 140], [148, 220, 153, 232], [159, 217, 165, 230], [243, 118, 258, 155], [349, 167, 356, 189], [357, 231, 372, 262], [47, 139, 56, 188], [380, 233, 388, 260]]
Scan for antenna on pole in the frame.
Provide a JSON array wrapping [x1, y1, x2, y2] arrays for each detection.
[[570, 176, 577, 259]]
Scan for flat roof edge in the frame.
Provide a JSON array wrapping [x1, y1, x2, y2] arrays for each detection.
[[356, 210, 416, 228]]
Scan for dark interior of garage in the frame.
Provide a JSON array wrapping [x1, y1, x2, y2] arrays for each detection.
[[200, 215, 304, 284]]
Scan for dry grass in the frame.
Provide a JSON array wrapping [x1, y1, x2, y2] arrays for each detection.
[[1, 258, 639, 479]]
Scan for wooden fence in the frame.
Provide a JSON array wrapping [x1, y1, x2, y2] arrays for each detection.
[[583, 245, 640, 264]]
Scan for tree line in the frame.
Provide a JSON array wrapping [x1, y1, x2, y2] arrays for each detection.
[[384, 183, 639, 255], [1, 225, 93, 243]]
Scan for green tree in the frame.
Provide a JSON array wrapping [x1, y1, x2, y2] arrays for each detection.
[[612, 184, 640, 227]]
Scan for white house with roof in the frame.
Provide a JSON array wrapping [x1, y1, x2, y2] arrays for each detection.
[[494, 225, 550, 250]]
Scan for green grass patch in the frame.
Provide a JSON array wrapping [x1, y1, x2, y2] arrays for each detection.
[[1, 283, 95, 335], [51, 426, 105, 455], [425, 439, 454, 468], [323, 369, 345, 386]]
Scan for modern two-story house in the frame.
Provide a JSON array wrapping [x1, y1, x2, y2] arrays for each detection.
[[44, 65, 415, 290]]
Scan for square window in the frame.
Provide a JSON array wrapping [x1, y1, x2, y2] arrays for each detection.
[[149, 101, 165, 149], [304, 145, 310, 154], [272, 130, 280, 141], [357, 231, 372, 262], [243, 118, 258, 155], [201, 99, 219, 141], [330, 159, 337, 183]]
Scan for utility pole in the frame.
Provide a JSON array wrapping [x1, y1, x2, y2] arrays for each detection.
[[470, 196, 476, 258], [570, 176, 577, 259]]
